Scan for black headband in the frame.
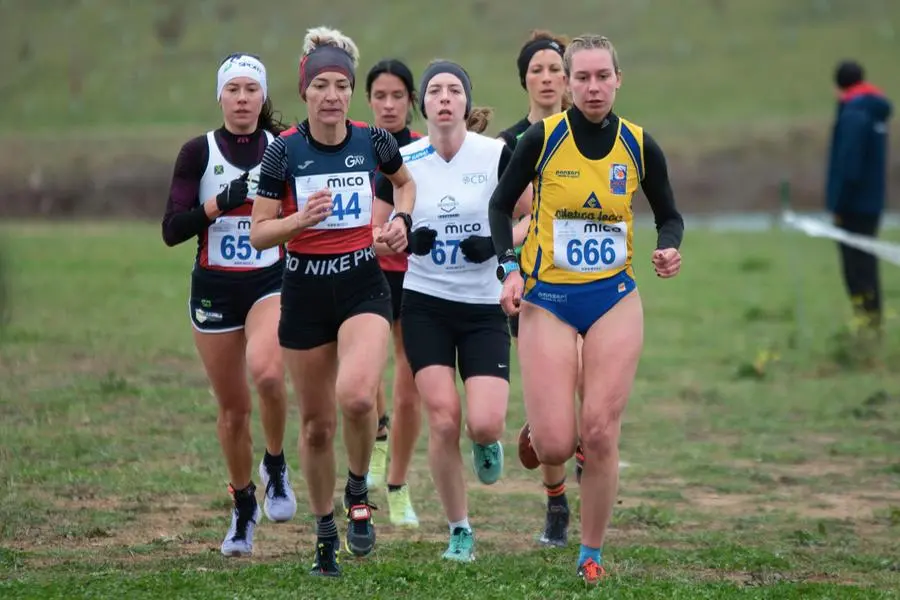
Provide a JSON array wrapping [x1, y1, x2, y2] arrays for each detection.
[[299, 46, 356, 98], [517, 39, 565, 89], [419, 61, 473, 119]]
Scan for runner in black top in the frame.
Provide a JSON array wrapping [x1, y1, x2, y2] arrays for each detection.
[[365, 59, 423, 528], [488, 34, 683, 586], [161, 53, 296, 558], [497, 29, 577, 551]]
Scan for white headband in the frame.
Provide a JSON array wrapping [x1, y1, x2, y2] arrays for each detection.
[[216, 55, 268, 101]]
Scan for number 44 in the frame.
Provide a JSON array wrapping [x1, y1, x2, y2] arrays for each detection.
[[331, 192, 361, 221]]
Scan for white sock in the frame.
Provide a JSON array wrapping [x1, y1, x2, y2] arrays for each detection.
[[449, 518, 471, 533]]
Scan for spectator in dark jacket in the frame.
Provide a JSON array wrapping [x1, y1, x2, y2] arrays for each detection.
[[825, 60, 892, 333]]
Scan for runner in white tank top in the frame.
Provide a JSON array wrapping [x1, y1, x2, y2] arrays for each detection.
[[374, 60, 532, 563]]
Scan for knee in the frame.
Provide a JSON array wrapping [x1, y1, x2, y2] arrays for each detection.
[[302, 415, 336, 449], [580, 413, 623, 459], [337, 389, 376, 420], [249, 363, 284, 399], [427, 404, 461, 444], [219, 404, 251, 432], [533, 437, 577, 467], [466, 415, 504, 445]]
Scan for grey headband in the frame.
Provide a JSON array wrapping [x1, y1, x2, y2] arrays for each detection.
[[299, 46, 356, 98], [419, 61, 472, 119]]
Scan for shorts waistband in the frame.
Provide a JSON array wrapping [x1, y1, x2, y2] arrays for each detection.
[[285, 246, 378, 277]]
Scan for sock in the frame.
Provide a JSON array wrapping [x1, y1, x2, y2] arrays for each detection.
[[449, 518, 471, 533], [544, 478, 568, 508], [387, 483, 404, 493], [316, 512, 338, 540], [578, 544, 603, 567], [376, 433, 388, 442], [345, 470, 368, 504], [263, 449, 285, 468], [230, 482, 257, 512]]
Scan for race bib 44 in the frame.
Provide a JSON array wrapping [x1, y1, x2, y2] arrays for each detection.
[[553, 219, 627, 273], [295, 171, 373, 230], [208, 216, 280, 268]]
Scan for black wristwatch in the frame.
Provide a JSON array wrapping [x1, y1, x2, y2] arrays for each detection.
[[392, 212, 413, 232]]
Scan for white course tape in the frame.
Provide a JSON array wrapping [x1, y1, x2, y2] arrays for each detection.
[[781, 210, 900, 266]]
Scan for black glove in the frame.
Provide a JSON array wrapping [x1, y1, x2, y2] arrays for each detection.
[[216, 172, 250, 213], [459, 235, 495, 263], [405, 227, 438, 256]]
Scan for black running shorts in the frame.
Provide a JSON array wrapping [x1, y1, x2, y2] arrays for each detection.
[[401, 289, 511, 381], [189, 261, 284, 333], [383, 269, 405, 322], [279, 246, 392, 350]]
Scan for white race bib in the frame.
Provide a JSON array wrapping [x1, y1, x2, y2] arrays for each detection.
[[295, 171, 373, 230], [208, 216, 280, 268], [429, 221, 484, 272], [553, 219, 627, 273]]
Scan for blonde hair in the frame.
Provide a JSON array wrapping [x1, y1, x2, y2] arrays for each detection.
[[466, 107, 494, 133], [563, 34, 620, 75], [302, 26, 360, 67]]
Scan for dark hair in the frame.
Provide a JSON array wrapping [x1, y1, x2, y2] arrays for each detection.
[[834, 60, 864, 90], [366, 59, 418, 125], [258, 96, 288, 134]]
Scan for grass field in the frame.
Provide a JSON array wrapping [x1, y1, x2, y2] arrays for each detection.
[[1, 223, 899, 598]]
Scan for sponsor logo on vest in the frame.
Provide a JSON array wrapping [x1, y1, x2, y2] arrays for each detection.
[[445, 222, 482, 234], [462, 172, 487, 185], [327, 174, 366, 189], [345, 154, 366, 168]]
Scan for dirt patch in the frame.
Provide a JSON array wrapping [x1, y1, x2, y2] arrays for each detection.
[[3, 123, 900, 218]]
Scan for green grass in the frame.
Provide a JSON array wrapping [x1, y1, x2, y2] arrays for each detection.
[[3, 0, 900, 138], [1, 222, 899, 598]]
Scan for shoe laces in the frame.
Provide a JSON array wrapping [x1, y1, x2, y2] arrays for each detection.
[[481, 444, 500, 469], [264, 463, 288, 499], [579, 558, 606, 584], [347, 500, 378, 535], [448, 527, 473, 553]]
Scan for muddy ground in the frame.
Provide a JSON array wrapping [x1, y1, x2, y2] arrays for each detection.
[[1, 123, 898, 219]]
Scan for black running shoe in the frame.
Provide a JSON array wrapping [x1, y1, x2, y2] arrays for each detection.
[[310, 537, 341, 577], [344, 499, 377, 557]]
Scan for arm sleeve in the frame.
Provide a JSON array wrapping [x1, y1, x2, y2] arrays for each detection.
[[641, 132, 684, 250], [374, 172, 394, 206], [161, 137, 210, 247], [256, 136, 288, 200], [497, 144, 512, 179], [488, 121, 544, 257], [370, 126, 403, 175]]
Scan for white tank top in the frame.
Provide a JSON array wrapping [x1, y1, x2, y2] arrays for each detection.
[[198, 130, 279, 270], [401, 132, 505, 305]]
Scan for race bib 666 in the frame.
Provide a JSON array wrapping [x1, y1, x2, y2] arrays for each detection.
[[553, 219, 627, 273]]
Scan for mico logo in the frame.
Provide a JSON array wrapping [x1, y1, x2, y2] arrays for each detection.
[[327, 175, 366, 188], [445, 222, 482, 234]]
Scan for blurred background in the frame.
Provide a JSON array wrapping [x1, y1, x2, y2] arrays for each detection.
[[0, 0, 898, 221]]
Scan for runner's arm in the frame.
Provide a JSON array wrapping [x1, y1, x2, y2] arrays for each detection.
[[250, 137, 300, 250], [488, 121, 544, 258], [641, 132, 684, 250], [371, 126, 415, 219], [161, 137, 223, 246], [372, 174, 396, 256]]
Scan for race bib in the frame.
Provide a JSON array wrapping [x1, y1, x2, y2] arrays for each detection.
[[429, 221, 483, 272], [295, 171, 373, 230], [553, 219, 627, 273], [208, 216, 280, 268]]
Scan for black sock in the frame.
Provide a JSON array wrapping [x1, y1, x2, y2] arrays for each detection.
[[230, 482, 257, 511], [264, 450, 285, 469], [345, 470, 368, 504], [387, 483, 403, 492], [544, 478, 568, 510], [316, 512, 338, 540]]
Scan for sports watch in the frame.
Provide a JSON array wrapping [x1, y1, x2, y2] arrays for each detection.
[[496, 250, 520, 282], [392, 211, 413, 232]]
